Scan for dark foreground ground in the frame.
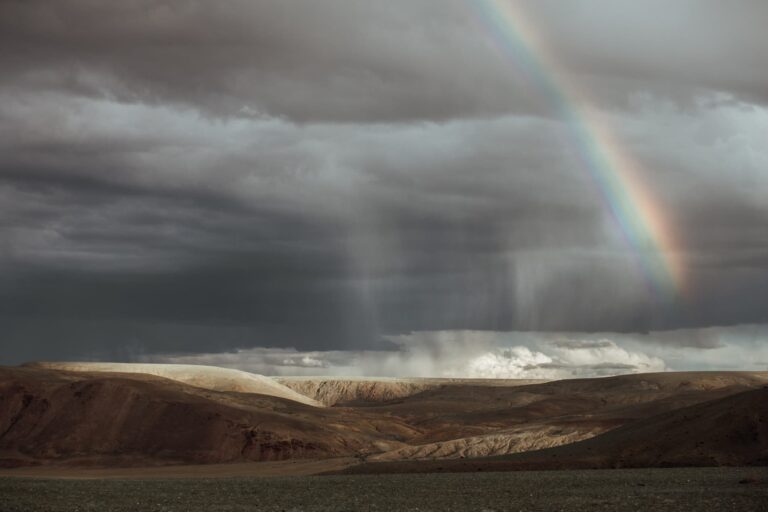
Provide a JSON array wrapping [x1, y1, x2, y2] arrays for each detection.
[[1, 467, 767, 512]]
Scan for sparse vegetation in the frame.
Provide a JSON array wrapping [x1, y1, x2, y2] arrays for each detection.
[[2, 468, 767, 512]]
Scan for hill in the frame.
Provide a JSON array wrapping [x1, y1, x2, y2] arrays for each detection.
[[341, 385, 768, 474], [276, 376, 545, 406], [29, 362, 322, 407], [2, 365, 767, 471], [0, 367, 409, 468]]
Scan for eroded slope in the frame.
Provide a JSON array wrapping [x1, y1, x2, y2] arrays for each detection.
[[30, 362, 321, 407], [0, 367, 410, 467], [343, 385, 768, 473], [276, 377, 545, 406]]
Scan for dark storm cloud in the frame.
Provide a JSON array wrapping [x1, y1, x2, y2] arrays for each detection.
[[520, 1, 768, 106], [2, 1, 767, 122], [0, 0, 519, 122], [522, 362, 638, 371], [0, 1, 766, 363], [550, 340, 615, 350]]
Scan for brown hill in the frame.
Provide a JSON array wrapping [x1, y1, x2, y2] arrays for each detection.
[[360, 371, 768, 460], [341, 385, 768, 474], [0, 367, 411, 468], [276, 377, 545, 406], [2, 366, 768, 471]]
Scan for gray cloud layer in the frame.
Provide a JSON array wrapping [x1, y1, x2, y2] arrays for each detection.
[[1, 1, 767, 363]]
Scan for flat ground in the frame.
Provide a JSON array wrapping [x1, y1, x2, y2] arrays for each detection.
[[1, 467, 767, 512], [0, 458, 358, 480]]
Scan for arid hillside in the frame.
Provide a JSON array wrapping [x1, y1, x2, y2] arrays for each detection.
[[2, 364, 767, 472], [31, 362, 322, 407], [276, 376, 545, 406], [0, 366, 411, 468], [351, 371, 768, 460], [342, 385, 768, 474]]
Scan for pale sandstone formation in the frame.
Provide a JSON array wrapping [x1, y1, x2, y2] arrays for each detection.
[[276, 377, 546, 406], [30, 362, 322, 407], [370, 423, 607, 461]]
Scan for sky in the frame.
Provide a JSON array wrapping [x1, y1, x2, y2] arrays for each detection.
[[1, 0, 767, 377]]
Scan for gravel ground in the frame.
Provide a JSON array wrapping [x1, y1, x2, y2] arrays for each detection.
[[1, 467, 767, 512]]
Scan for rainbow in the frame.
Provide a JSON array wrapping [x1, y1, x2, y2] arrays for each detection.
[[473, 0, 685, 300]]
